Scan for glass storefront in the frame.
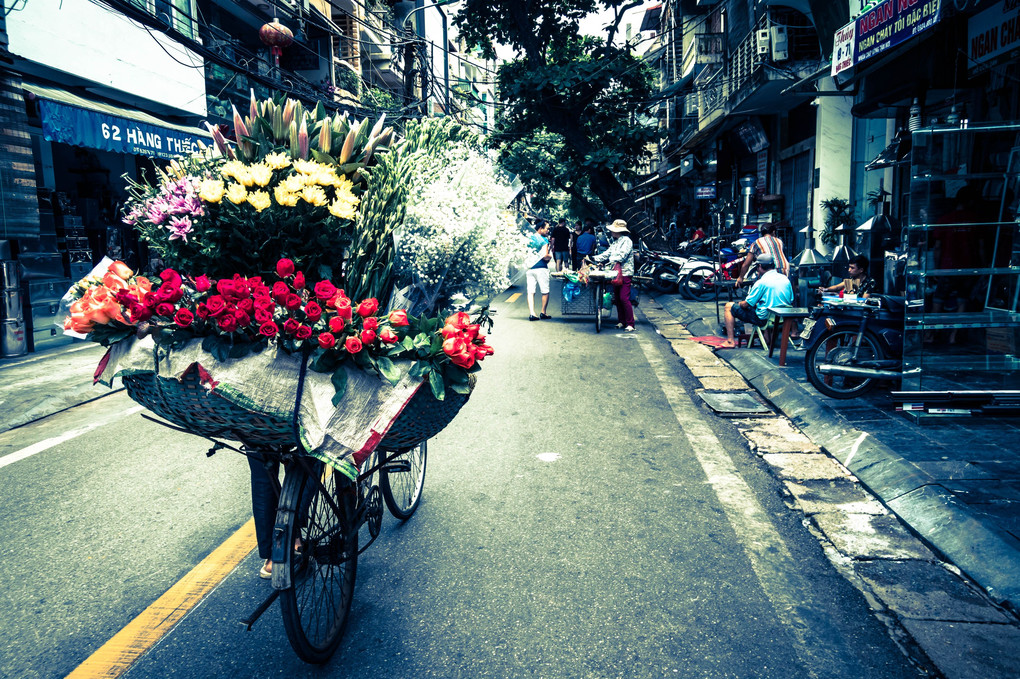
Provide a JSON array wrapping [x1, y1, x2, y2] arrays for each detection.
[[902, 123, 1020, 391]]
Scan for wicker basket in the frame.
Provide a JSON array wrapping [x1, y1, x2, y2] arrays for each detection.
[[122, 370, 471, 452]]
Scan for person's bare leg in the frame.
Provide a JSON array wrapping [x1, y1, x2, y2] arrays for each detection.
[[540, 293, 549, 315], [722, 302, 738, 347]]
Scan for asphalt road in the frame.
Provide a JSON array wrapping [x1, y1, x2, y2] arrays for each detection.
[[0, 285, 925, 678]]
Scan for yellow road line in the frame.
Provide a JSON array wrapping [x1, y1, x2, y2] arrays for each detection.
[[66, 519, 257, 678], [506, 292, 521, 304]]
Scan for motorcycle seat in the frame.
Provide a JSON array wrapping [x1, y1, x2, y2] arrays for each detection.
[[875, 295, 906, 315]]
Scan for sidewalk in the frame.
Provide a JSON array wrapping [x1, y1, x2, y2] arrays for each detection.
[[651, 293, 1020, 615], [0, 341, 121, 435]]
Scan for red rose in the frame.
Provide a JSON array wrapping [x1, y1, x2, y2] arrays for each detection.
[[228, 276, 250, 301], [441, 324, 460, 339], [143, 291, 160, 308], [328, 316, 345, 333], [445, 311, 470, 330], [295, 324, 313, 340], [215, 278, 233, 296], [379, 328, 399, 344], [464, 324, 480, 341], [285, 294, 302, 311], [355, 298, 379, 317], [443, 336, 465, 357], [451, 351, 475, 369], [276, 258, 295, 278], [246, 276, 263, 291], [159, 268, 183, 289], [233, 309, 251, 327], [313, 280, 337, 300], [304, 301, 322, 322], [335, 298, 352, 320], [218, 314, 239, 332], [283, 318, 300, 335], [272, 281, 290, 302], [155, 302, 176, 317], [254, 308, 273, 324], [193, 274, 212, 292], [129, 303, 152, 323], [345, 336, 363, 354], [174, 308, 194, 327], [238, 297, 254, 313], [360, 329, 376, 344], [388, 309, 409, 327], [155, 284, 180, 303], [205, 295, 227, 316], [195, 304, 210, 319], [254, 295, 275, 312], [259, 321, 278, 337], [318, 332, 336, 349], [363, 316, 379, 331], [293, 271, 306, 289]]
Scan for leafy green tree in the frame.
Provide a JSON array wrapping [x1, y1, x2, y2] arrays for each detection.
[[454, 0, 660, 238]]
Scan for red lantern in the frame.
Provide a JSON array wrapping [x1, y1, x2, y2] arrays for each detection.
[[260, 18, 294, 69]]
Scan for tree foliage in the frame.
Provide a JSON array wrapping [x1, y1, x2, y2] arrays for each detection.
[[454, 0, 660, 235]]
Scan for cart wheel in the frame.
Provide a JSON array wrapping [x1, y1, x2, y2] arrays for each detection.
[[380, 441, 427, 520], [276, 460, 357, 664], [595, 292, 603, 333]]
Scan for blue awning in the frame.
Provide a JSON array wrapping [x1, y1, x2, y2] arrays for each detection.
[[25, 83, 210, 160]]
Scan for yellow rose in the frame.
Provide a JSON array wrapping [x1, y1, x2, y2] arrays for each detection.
[[247, 190, 271, 212], [226, 182, 248, 204], [273, 185, 299, 207], [300, 185, 328, 207], [248, 163, 273, 187], [198, 178, 225, 203], [264, 152, 291, 170]]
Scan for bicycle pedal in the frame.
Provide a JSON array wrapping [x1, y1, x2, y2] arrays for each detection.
[[382, 461, 412, 473]]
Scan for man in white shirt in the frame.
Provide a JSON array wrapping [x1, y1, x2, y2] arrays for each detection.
[[722, 253, 793, 348]]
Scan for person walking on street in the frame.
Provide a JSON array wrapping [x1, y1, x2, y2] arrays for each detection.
[[589, 219, 636, 331], [569, 222, 583, 270], [575, 223, 597, 269], [722, 253, 793, 348], [551, 218, 572, 272], [526, 220, 553, 321]]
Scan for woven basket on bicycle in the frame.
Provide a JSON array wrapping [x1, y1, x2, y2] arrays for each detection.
[[122, 369, 472, 452]]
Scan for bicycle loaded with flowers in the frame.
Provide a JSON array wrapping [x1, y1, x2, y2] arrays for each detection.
[[63, 93, 526, 473]]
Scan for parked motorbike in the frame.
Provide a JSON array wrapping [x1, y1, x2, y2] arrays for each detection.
[[802, 294, 906, 398], [678, 237, 751, 301], [633, 239, 718, 294]]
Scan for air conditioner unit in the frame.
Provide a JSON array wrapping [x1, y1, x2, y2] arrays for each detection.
[[770, 26, 789, 61], [756, 29, 770, 56]]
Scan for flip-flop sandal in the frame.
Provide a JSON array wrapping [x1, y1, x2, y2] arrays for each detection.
[[259, 561, 272, 579]]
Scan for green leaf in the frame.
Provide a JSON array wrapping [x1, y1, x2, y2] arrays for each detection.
[[375, 356, 400, 385], [330, 367, 347, 406], [409, 361, 424, 378], [228, 342, 251, 359], [450, 381, 471, 395], [428, 368, 445, 401]]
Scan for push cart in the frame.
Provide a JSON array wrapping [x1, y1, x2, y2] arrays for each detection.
[[552, 270, 615, 332]]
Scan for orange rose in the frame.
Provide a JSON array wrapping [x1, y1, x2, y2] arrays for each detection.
[[133, 276, 153, 293], [108, 260, 134, 280], [102, 271, 129, 294]]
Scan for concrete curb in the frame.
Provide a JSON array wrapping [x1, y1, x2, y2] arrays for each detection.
[[652, 298, 1020, 613]]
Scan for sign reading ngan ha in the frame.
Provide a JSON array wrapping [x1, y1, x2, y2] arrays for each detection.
[[833, 0, 942, 76]]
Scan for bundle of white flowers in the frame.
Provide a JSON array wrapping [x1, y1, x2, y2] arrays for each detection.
[[394, 146, 529, 313]]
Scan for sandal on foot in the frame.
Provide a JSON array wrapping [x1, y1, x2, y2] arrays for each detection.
[[259, 560, 272, 579]]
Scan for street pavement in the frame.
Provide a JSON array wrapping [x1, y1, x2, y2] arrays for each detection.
[[1, 286, 1019, 677]]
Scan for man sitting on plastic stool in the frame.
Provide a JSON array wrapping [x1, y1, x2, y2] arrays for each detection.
[[721, 253, 793, 348]]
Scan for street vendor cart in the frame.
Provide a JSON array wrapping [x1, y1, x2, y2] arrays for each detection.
[[551, 269, 615, 332]]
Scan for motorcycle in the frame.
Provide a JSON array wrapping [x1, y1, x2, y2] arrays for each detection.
[[633, 239, 718, 294], [678, 237, 752, 301], [802, 294, 906, 398]]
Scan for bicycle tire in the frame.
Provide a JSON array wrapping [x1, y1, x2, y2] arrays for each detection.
[[681, 266, 717, 302], [805, 329, 883, 398], [276, 460, 358, 664], [380, 441, 427, 520], [595, 286, 603, 333]]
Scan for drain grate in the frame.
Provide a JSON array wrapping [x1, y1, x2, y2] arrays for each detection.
[[699, 391, 772, 416]]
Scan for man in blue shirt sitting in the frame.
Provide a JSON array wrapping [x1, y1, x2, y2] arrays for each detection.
[[721, 253, 792, 348]]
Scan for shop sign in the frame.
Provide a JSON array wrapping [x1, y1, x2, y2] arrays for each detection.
[[967, 0, 1020, 72], [854, 0, 942, 64], [38, 99, 206, 160], [832, 21, 857, 76], [695, 184, 717, 199]]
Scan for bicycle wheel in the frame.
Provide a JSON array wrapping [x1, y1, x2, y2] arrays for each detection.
[[681, 265, 717, 302], [380, 441, 427, 520], [276, 460, 358, 664], [595, 285, 603, 333], [806, 329, 883, 398]]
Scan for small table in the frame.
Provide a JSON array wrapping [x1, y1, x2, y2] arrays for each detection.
[[767, 306, 811, 366]]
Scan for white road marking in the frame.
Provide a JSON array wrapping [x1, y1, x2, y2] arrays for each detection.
[[0, 406, 145, 470], [636, 332, 854, 677], [536, 452, 560, 462]]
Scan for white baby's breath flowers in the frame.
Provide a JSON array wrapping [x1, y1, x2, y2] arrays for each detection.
[[395, 147, 529, 311]]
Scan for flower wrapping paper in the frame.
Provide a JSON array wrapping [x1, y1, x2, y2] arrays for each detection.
[[99, 335, 422, 476]]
